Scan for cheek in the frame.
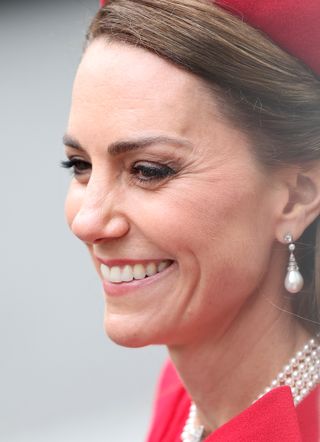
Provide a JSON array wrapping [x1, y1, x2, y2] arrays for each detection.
[[64, 182, 83, 229], [129, 180, 253, 250], [129, 174, 273, 285]]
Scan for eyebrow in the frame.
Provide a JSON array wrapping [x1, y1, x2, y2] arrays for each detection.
[[63, 134, 192, 155]]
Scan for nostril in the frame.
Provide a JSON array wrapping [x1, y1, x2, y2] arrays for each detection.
[[103, 216, 131, 237]]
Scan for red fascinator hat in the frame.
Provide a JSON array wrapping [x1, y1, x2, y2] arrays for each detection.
[[99, 0, 320, 76]]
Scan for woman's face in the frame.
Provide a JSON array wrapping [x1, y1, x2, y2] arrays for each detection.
[[65, 40, 282, 347]]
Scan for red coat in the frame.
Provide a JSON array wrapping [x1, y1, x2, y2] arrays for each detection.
[[146, 360, 320, 442]]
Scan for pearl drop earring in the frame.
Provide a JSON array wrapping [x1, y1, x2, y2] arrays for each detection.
[[284, 233, 304, 293]]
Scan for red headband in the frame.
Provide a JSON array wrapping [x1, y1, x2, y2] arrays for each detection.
[[99, 0, 320, 76]]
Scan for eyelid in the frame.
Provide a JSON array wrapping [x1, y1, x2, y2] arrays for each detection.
[[132, 158, 178, 169], [132, 160, 176, 171], [64, 147, 91, 163]]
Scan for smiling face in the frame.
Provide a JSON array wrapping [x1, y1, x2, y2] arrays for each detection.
[[64, 39, 284, 347]]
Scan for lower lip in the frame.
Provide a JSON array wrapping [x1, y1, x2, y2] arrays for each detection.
[[102, 261, 176, 297]]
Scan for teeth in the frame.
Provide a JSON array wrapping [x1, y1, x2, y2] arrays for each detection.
[[133, 264, 146, 280], [100, 260, 172, 284], [158, 261, 171, 272], [109, 266, 122, 283], [121, 265, 134, 282], [101, 264, 110, 280], [146, 263, 157, 277]]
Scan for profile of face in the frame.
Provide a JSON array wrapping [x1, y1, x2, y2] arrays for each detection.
[[64, 39, 288, 348]]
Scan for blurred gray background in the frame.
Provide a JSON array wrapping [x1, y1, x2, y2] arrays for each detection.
[[0, 1, 166, 441]]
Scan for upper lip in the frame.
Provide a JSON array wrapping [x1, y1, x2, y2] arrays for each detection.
[[95, 257, 172, 267]]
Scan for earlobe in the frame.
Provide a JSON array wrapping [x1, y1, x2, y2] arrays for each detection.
[[275, 166, 320, 242]]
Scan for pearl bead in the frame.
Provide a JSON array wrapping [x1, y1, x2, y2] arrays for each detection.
[[290, 357, 298, 367], [284, 270, 304, 293], [296, 351, 303, 361]]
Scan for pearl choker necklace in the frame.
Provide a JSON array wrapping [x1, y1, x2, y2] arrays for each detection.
[[181, 335, 320, 442]]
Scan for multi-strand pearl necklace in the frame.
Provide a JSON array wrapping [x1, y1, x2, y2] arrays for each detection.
[[181, 335, 320, 442]]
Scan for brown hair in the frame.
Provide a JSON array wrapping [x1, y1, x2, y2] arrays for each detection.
[[87, 0, 320, 332]]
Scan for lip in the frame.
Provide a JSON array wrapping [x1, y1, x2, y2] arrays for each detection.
[[101, 260, 176, 297], [96, 257, 170, 267]]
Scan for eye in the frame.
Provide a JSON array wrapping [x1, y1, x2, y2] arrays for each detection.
[[61, 158, 92, 176], [130, 161, 176, 185]]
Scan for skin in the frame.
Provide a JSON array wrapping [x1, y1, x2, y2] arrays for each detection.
[[64, 39, 320, 431]]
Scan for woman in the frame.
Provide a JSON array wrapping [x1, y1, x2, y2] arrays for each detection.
[[62, 0, 320, 440]]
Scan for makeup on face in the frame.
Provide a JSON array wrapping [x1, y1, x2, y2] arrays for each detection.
[[64, 40, 279, 347]]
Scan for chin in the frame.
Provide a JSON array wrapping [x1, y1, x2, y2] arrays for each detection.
[[104, 314, 158, 348]]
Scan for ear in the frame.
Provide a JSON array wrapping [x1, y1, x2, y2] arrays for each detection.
[[275, 163, 320, 243]]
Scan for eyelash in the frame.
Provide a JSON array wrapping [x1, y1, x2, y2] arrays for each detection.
[[130, 162, 176, 183], [61, 159, 91, 175], [61, 158, 176, 184]]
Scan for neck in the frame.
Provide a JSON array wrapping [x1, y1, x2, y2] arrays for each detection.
[[168, 289, 311, 432]]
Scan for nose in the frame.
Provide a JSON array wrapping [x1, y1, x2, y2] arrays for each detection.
[[69, 182, 130, 245]]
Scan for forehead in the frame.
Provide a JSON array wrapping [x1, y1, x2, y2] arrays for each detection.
[[70, 39, 221, 137]]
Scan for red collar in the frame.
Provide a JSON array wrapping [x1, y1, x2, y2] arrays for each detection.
[[206, 387, 302, 441], [146, 361, 319, 442]]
